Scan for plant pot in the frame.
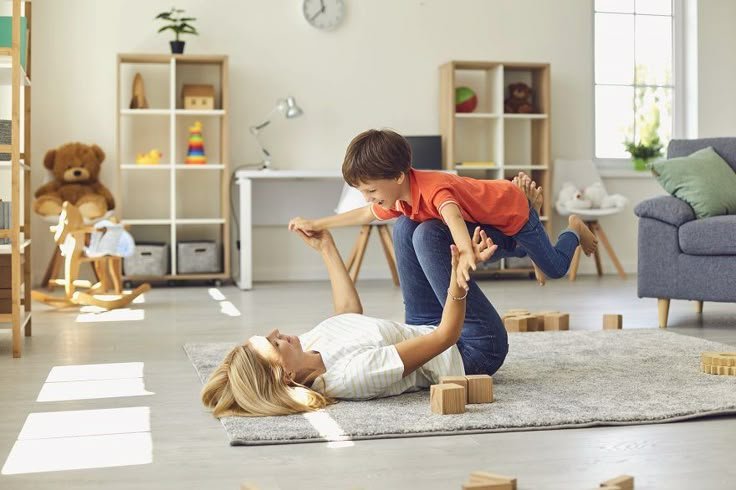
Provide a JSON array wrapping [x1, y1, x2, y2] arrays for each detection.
[[170, 41, 185, 54], [632, 157, 650, 172]]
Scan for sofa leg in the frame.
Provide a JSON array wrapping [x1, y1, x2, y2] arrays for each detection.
[[694, 300, 703, 314], [658, 298, 670, 328]]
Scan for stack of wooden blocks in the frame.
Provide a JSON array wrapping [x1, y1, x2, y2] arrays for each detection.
[[502, 309, 569, 332], [430, 374, 493, 415], [700, 352, 736, 376]]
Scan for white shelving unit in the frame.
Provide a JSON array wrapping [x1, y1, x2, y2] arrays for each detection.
[[439, 61, 552, 277], [116, 54, 230, 284], [0, 0, 32, 357]]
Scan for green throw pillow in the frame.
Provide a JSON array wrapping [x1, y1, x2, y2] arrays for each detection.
[[650, 146, 736, 219]]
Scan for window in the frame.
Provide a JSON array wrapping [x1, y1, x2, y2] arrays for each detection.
[[594, 0, 675, 159]]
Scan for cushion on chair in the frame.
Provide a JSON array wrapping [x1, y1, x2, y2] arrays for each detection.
[[678, 215, 736, 256], [634, 195, 696, 227], [668, 138, 736, 172], [650, 147, 736, 219]]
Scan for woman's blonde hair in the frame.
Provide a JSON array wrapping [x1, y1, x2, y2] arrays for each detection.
[[201, 343, 334, 417]]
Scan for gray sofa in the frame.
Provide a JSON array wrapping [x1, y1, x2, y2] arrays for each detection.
[[634, 137, 736, 328]]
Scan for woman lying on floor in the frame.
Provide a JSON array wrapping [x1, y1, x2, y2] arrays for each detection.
[[201, 217, 509, 417]]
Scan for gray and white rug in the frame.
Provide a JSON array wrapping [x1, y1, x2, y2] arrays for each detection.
[[184, 329, 736, 446]]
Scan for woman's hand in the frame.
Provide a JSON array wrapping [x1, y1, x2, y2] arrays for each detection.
[[294, 229, 334, 252], [288, 217, 320, 236]]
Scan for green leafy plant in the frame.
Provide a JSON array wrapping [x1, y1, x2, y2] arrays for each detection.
[[624, 136, 663, 160], [155, 7, 198, 41]]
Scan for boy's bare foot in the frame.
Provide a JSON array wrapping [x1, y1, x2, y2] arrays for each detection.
[[568, 215, 598, 256], [533, 263, 546, 286], [512, 172, 543, 214]]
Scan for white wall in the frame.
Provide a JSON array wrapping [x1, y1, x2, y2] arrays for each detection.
[[22, 0, 731, 284]]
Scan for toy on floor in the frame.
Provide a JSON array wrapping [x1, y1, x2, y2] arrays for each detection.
[[184, 120, 207, 164], [31, 202, 150, 310], [600, 474, 635, 490], [460, 472, 633, 490], [34, 142, 115, 220], [135, 149, 162, 165], [700, 352, 736, 376], [430, 374, 493, 414], [603, 314, 623, 330], [502, 309, 569, 332], [462, 471, 517, 490]]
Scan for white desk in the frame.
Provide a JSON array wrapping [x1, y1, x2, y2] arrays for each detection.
[[235, 169, 344, 289]]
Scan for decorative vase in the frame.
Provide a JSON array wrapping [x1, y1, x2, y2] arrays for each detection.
[[632, 157, 650, 172], [170, 40, 185, 54]]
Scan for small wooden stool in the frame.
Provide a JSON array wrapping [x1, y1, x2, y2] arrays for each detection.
[[344, 224, 399, 286]]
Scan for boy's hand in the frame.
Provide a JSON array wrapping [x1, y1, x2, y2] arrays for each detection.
[[456, 227, 498, 290], [471, 226, 498, 264], [288, 217, 320, 236]]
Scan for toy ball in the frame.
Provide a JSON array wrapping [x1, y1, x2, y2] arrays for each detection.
[[455, 86, 478, 113]]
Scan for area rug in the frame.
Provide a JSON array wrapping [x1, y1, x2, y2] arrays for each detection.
[[184, 329, 736, 446]]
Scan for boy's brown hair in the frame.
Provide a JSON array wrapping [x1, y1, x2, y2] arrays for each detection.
[[342, 129, 412, 186]]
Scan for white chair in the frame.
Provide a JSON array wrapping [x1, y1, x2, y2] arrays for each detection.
[[552, 158, 627, 280], [335, 184, 399, 286]]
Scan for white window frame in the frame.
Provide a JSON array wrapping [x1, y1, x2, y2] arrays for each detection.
[[594, 0, 698, 171]]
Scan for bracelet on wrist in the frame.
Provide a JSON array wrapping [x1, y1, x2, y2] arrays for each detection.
[[447, 288, 468, 301]]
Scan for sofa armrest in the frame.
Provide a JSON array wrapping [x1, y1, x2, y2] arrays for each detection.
[[634, 195, 696, 227]]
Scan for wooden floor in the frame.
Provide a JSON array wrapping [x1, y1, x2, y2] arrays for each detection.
[[0, 276, 735, 489]]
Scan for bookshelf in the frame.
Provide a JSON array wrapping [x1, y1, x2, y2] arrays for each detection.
[[116, 54, 230, 285], [439, 61, 551, 277], [0, 0, 32, 357]]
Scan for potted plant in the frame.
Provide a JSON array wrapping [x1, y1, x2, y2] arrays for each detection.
[[624, 136, 663, 171], [155, 7, 198, 54]]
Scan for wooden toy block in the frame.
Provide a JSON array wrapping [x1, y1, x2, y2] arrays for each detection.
[[603, 314, 623, 330], [504, 316, 527, 332], [701, 352, 736, 366], [430, 383, 466, 414], [518, 314, 541, 332], [600, 475, 634, 490], [503, 309, 529, 318], [440, 375, 468, 401], [465, 374, 493, 404], [463, 480, 513, 490], [469, 471, 517, 489], [544, 312, 569, 331]]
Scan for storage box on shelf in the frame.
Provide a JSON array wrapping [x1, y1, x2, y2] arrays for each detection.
[[116, 54, 230, 286], [439, 61, 551, 278]]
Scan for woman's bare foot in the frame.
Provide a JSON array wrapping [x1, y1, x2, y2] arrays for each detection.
[[512, 172, 543, 214], [568, 215, 598, 256]]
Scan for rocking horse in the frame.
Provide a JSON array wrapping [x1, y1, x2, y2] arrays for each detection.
[[32, 202, 150, 310]]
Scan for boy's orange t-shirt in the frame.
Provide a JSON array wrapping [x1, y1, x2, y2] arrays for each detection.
[[371, 168, 529, 235]]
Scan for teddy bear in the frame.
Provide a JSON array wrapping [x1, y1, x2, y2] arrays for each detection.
[[504, 82, 534, 113], [556, 181, 628, 211], [34, 142, 115, 220]]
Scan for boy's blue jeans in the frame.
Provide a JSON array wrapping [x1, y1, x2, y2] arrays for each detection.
[[393, 216, 509, 375]]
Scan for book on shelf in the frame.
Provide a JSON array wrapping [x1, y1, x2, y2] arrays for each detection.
[[456, 161, 497, 168], [0, 200, 10, 244]]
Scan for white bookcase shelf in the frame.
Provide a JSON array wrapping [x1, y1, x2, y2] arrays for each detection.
[[116, 53, 230, 284], [440, 60, 552, 278]]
